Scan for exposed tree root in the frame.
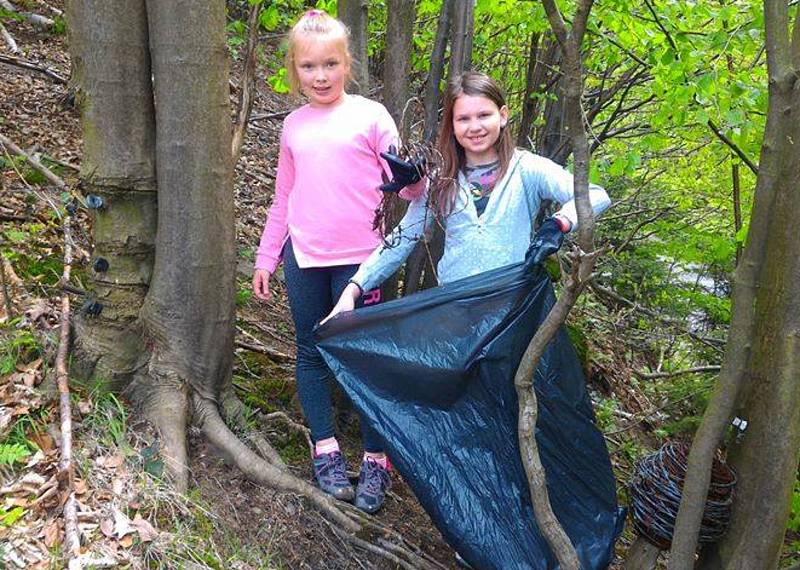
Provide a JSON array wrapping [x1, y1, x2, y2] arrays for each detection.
[[191, 394, 359, 532], [141, 376, 190, 494], [259, 410, 313, 455], [190, 394, 444, 568], [330, 526, 416, 570]]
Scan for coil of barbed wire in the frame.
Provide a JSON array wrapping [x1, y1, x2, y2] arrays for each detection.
[[372, 140, 446, 249], [628, 440, 736, 550]]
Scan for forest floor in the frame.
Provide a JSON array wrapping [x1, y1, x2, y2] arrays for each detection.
[[1, 7, 798, 570]]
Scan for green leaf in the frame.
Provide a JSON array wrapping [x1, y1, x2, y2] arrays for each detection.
[[259, 5, 280, 31], [0, 507, 26, 526], [268, 67, 290, 94]]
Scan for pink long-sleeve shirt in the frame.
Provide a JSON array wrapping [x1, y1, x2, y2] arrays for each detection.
[[255, 95, 403, 273]]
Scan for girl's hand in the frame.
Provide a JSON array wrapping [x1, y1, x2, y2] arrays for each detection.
[[321, 282, 361, 325], [252, 269, 272, 301]]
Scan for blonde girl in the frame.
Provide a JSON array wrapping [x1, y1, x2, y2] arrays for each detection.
[[252, 10, 419, 513]]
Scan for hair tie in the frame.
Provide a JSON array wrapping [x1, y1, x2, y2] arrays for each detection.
[[305, 9, 325, 17]]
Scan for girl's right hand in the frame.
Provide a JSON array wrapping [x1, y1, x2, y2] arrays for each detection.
[[321, 282, 361, 325], [252, 269, 272, 301]]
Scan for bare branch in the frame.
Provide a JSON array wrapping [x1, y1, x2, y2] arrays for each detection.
[[0, 132, 68, 188], [231, 1, 261, 163], [540, 0, 568, 46], [635, 365, 721, 380], [0, 54, 67, 83], [707, 119, 758, 175], [0, 22, 19, 53], [643, 0, 677, 52], [0, 0, 54, 28], [55, 208, 80, 560]]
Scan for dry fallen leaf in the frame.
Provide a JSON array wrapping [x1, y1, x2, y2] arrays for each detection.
[[118, 534, 134, 549], [42, 520, 60, 547], [112, 507, 133, 539], [73, 479, 87, 495], [99, 518, 114, 538], [76, 399, 92, 416], [131, 514, 158, 542], [16, 357, 42, 372], [24, 298, 49, 322], [104, 454, 124, 469]]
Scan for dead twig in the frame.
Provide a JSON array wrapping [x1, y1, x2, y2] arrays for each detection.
[[234, 339, 292, 363], [231, 1, 261, 163], [0, 251, 14, 320], [1, 21, 19, 53], [0, 132, 68, 188], [249, 110, 292, 122], [0, 54, 68, 83], [56, 205, 80, 559], [635, 365, 721, 380]]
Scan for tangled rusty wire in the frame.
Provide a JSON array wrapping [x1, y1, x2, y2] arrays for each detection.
[[372, 140, 445, 248], [628, 440, 737, 550]]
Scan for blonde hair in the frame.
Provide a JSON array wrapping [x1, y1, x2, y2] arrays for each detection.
[[285, 9, 352, 95]]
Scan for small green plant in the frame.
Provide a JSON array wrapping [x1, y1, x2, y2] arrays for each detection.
[[594, 397, 618, 432], [81, 391, 128, 449], [0, 443, 31, 467], [0, 329, 41, 375], [235, 287, 252, 307]]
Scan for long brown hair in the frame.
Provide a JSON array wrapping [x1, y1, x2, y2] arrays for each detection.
[[433, 72, 514, 215]]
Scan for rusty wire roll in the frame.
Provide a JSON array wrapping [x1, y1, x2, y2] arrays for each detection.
[[628, 440, 737, 550]]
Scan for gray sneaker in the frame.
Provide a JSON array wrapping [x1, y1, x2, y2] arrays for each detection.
[[355, 458, 391, 514], [313, 451, 355, 502]]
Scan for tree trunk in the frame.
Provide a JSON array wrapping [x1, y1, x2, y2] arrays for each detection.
[[383, 0, 416, 137], [517, 31, 541, 148], [669, 1, 800, 567], [731, 161, 742, 265], [696, 60, 800, 570], [338, 0, 368, 94], [66, 0, 157, 390], [448, 0, 474, 79], [406, 0, 453, 296], [422, 0, 452, 144]]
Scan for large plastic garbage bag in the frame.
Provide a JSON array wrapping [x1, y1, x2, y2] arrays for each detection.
[[315, 244, 625, 570]]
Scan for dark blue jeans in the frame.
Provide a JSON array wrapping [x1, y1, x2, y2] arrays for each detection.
[[282, 240, 383, 453]]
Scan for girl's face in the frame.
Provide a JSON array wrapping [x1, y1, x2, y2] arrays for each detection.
[[294, 37, 350, 107], [451, 94, 509, 165]]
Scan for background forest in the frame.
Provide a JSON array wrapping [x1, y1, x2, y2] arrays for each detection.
[[0, 0, 798, 568]]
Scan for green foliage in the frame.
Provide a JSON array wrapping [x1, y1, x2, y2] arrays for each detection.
[[594, 397, 619, 432], [267, 66, 290, 94], [788, 479, 800, 533], [0, 507, 26, 527], [0, 329, 41, 375], [81, 392, 128, 449], [235, 287, 252, 307], [0, 443, 31, 467]]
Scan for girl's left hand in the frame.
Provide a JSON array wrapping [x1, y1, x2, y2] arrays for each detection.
[[321, 282, 361, 325]]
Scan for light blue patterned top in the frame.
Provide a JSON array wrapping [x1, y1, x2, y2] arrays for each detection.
[[351, 149, 612, 292]]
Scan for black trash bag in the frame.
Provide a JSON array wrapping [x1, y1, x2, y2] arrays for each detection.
[[315, 247, 625, 570]]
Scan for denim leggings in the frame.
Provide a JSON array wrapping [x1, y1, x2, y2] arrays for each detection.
[[282, 240, 383, 453]]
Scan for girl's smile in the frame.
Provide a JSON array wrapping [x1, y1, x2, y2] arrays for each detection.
[[452, 94, 509, 165], [294, 37, 349, 107]]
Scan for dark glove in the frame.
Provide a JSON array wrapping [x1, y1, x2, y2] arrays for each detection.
[[525, 217, 567, 269], [379, 145, 425, 193]]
